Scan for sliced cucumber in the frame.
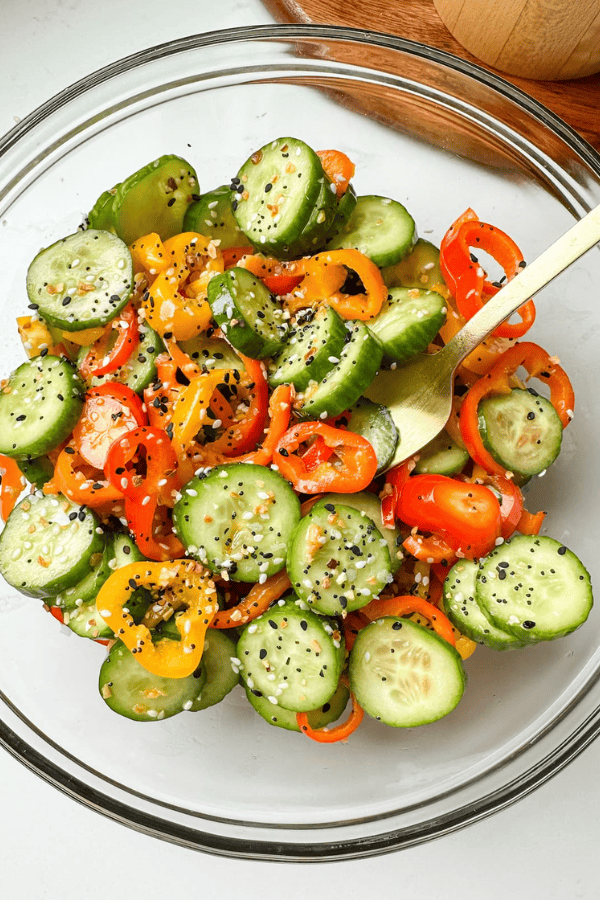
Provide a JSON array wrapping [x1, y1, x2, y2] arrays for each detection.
[[82, 322, 164, 395], [27, 230, 134, 332], [87, 187, 119, 233], [326, 195, 417, 267], [381, 238, 445, 291], [236, 598, 344, 712], [443, 558, 525, 650], [55, 536, 113, 610], [478, 388, 563, 477], [110, 155, 198, 246], [173, 463, 301, 582], [183, 185, 246, 249], [294, 322, 383, 420], [98, 639, 206, 722], [190, 628, 239, 711], [346, 398, 398, 475], [111, 532, 150, 565], [245, 678, 349, 732], [313, 491, 403, 573], [16, 454, 54, 489], [64, 600, 114, 640], [349, 617, 466, 726], [207, 266, 288, 359], [326, 183, 357, 239], [267, 306, 347, 390], [0, 355, 84, 459], [368, 287, 446, 365], [292, 174, 338, 254], [0, 493, 103, 598], [414, 429, 469, 476], [475, 535, 593, 642], [287, 501, 393, 616], [178, 333, 245, 373], [232, 137, 326, 259]]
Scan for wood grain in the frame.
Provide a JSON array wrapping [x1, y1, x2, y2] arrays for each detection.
[[262, 0, 600, 150], [433, 0, 600, 80]]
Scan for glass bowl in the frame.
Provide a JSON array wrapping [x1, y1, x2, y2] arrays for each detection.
[[1, 24, 599, 862]]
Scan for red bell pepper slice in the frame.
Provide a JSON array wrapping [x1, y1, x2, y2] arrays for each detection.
[[104, 425, 179, 507], [79, 304, 139, 378], [396, 474, 502, 560], [440, 209, 536, 339], [459, 341, 575, 475], [274, 422, 378, 494]]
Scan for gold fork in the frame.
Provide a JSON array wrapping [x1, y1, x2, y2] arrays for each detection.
[[365, 203, 600, 469]]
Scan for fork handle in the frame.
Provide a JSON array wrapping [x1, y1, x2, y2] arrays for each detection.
[[442, 202, 600, 369]]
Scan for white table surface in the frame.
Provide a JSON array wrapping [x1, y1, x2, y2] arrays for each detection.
[[1, 2, 598, 897]]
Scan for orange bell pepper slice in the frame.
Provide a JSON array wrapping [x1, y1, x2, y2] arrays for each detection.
[[317, 149, 355, 198], [296, 676, 364, 744], [289, 249, 387, 320], [211, 570, 291, 629], [360, 594, 456, 647], [0, 455, 25, 521], [44, 445, 124, 507], [96, 560, 219, 678]]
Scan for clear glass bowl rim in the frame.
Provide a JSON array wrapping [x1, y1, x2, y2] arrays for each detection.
[[1, 23, 600, 862]]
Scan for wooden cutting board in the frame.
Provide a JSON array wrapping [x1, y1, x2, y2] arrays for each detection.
[[263, 0, 600, 151]]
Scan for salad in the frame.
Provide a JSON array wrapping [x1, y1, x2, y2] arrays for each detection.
[[0, 136, 593, 741]]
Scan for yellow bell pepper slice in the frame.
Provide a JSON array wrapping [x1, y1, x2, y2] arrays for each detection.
[[96, 560, 219, 678], [170, 369, 236, 463], [139, 232, 223, 341], [129, 232, 170, 277]]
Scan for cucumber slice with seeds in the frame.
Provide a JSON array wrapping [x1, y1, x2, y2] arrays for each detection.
[[236, 598, 344, 712], [327, 183, 357, 239], [99, 640, 206, 722], [245, 678, 349, 731], [414, 429, 469, 476], [443, 558, 526, 650], [292, 173, 338, 254], [173, 463, 301, 582], [475, 535, 593, 642], [0, 355, 85, 459], [349, 617, 466, 727], [478, 388, 563, 477], [268, 306, 347, 390], [287, 501, 393, 616], [190, 628, 239, 711], [183, 185, 246, 249], [382, 239, 445, 291], [17, 454, 54, 489], [0, 493, 103, 598], [87, 187, 119, 233], [326, 195, 417, 267], [313, 492, 403, 573], [55, 536, 113, 610], [368, 287, 447, 365], [207, 266, 288, 359], [27, 230, 133, 332], [346, 398, 398, 475], [111, 155, 198, 246], [294, 321, 383, 420], [232, 137, 326, 259]]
